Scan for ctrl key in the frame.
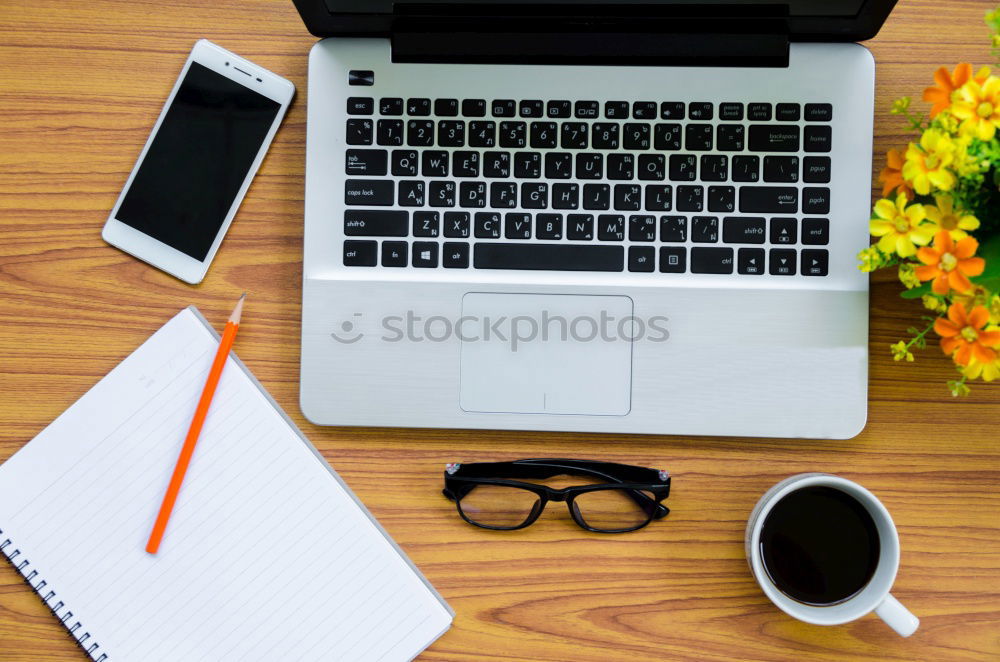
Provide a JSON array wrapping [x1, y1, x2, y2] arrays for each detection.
[[343, 240, 377, 266]]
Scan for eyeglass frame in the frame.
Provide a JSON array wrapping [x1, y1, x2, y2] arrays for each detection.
[[442, 458, 671, 533]]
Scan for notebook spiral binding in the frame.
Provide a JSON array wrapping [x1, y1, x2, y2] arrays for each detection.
[[0, 528, 108, 662]]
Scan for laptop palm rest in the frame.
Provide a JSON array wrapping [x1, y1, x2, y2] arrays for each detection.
[[459, 293, 633, 416]]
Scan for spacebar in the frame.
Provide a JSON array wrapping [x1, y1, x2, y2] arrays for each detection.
[[474, 243, 624, 271]]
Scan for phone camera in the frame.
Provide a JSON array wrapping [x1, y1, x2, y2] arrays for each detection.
[[225, 61, 230, 66]]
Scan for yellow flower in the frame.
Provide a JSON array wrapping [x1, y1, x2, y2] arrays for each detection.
[[963, 349, 1000, 381], [922, 294, 948, 313], [857, 245, 887, 272], [902, 129, 956, 194], [898, 263, 922, 289], [924, 195, 980, 239], [950, 133, 985, 176], [869, 194, 934, 258], [922, 63, 989, 117], [990, 295, 1000, 324], [890, 341, 915, 362], [951, 75, 1000, 141]]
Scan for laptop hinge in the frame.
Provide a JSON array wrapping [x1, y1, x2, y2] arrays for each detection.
[[390, 4, 790, 67]]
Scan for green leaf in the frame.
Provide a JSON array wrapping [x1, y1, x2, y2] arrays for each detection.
[[972, 232, 1000, 293], [900, 282, 931, 299]]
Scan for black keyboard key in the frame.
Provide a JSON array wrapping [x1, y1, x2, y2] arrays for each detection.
[[802, 187, 830, 214], [605, 101, 629, 119], [412, 241, 439, 267], [638, 154, 665, 181], [413, 211, 440, 237], [422, 150, 448, 177], [347, 97, 374, 115], [505, 213, 532, 239], [344, 209, 408, 236], [490, 182, 517, 208], [530, 121, 558, 148], [692, 216, 719, 243], [614, 184, 641, 211], [547, 100, 571, 118], [607, 154, 635, 180], [463, 99, 487, 117], [459, 181, 487, 208], [438, 120, 465, 147], [654, 123, 682, 151], [514, 151, 541, 178], [483, 151, 511, 178], [474, 243, 623, 271], [435, 98, 459, 117], [576, 153, 603, 179], [688, 102, 713, 120], [738, 247, 765, 274], [740, 186, 797, 213], [632, 101, 656, 119], [776, 103, 801, 121], [763, 155, 799, 183], [381, 241, 408, 267], [499, 121, 526, 148], [429, 181, 456, 207], [443, 242, 470, 268], [345, 179, 394, 206], [700, 155, 728, 182], [468, 121, 496, 147], [583, 184, 610, 210], [801, 249, 829, 276], [345, 149, 388, 176], [545, 152, 573, 179], [716, 125, 745, 152], [453, 151, 480, 177], [398, 180, 425, 207], [748, 103, 772, 121], [803, 156, 831, 183], [749, 125, 800, 152], [536, 213, 563, 239], [346, 118, 373, 145], [407, 120, 434, 146], [349, 70, 372, 86], [593, 123, 620, 149], [769, 248, 796, 275], [343, 240, 377, 266], [377, 119, 404, 146], [575, 100, 599, 118], [519, 99, 543, 118], [676, 185, 704, 212], [567, 214, 594, 240], [407, 98, 431, 116], [659, 246, 686, 273], [691, 247, 734, 274], [660, 215, 686, 242], [804, 125, 832, 152], [669, 154, 697, 181], [561, 122, 588, 149], [552, 183, 580, 209], [380, 97, 403, 115], [719, 102, 744, 120], [475, 212, 502, 238], [644, 185, 672, 211], [723, 216, 766, 244], [522, 182, 548, 208], [802, 218, 830, 245], [623, 123, 651, 150], [804, 103, 833, 121], [629, 215, 656, 242], [492, 99, 516, 117], [598, 214, 625, 241], [629, 246, 655, 272], [770, 217, 797, 244], [444, 211, 470, 237], [731, 155, 759, 182], [660, 102, 685, 120], [708, 186, 735, 213], [391, 149, 417, 176], [685, 124, 713, 151]]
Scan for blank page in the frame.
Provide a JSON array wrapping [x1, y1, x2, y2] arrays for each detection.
[[0, 307, 452, 662]]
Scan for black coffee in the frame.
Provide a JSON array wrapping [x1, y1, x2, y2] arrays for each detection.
[[759, 486, 880, 605]]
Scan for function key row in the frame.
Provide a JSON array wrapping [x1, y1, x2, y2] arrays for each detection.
[[347, 98, 834, 122]]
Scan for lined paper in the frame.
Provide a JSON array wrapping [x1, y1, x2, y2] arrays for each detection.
[[0, 307, 452, 662]]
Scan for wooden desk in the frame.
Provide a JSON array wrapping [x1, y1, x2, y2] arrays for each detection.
[[1, 1, 998, 659]]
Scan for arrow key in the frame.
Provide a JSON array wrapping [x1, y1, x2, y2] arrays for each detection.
[[770, 217, 797, 244], [801, 249, 829, 276], [769, 248, 797, 275], [738, 248, 765, 275]]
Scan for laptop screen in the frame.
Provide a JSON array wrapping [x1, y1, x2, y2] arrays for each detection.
[[324, 1, 867, 17]]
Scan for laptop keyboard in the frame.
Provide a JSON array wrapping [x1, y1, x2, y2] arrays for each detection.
[[341, 98, 833, 275]]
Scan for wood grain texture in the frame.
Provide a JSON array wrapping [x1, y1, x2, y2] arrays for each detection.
[[0, 0, 998, 660]]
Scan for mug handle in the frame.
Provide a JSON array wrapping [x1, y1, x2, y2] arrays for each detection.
[[875, 593, 919, 637]]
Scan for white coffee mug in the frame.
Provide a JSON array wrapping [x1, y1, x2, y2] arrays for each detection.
[[745, 473, 919, 637]]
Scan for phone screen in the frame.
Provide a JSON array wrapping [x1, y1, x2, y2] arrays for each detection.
[[116, 62, 280, 261]]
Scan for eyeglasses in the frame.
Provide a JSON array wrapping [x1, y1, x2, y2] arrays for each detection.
[[442, 458, 671, 533]]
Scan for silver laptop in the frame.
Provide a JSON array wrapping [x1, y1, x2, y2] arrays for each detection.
[[293, 0, 895, 439]]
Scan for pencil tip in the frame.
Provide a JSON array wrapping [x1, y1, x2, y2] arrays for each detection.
[[230, 292, 246, 325], [240, 291, 247, 299]]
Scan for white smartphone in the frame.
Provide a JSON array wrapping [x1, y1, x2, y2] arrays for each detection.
[[102, 39, 294, 284]]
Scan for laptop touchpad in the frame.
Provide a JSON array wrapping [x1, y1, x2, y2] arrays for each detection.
[[460, 293, 633, 416]]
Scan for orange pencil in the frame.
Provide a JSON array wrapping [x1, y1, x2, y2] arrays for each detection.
[[146, 293, 246, 554]]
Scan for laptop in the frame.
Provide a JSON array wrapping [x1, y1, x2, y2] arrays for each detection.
[[293, 0, 895, 439]]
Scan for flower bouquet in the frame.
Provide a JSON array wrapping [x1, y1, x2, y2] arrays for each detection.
[[862, 9, 1000, 395]]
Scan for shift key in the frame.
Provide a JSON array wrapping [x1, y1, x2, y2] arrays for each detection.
[[740, 186, 798, 213], [345, 179, 394, 206], [344, 210, 408, 236]]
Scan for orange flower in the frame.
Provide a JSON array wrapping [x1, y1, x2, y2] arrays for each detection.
[[922, 63, 989, 117], [915, 231, 985, 294], [878, 149, 913, 199], [934, 303, 1000, 366]]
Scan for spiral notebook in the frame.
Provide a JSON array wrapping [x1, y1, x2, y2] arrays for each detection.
[[0, 306, 453, 661]]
